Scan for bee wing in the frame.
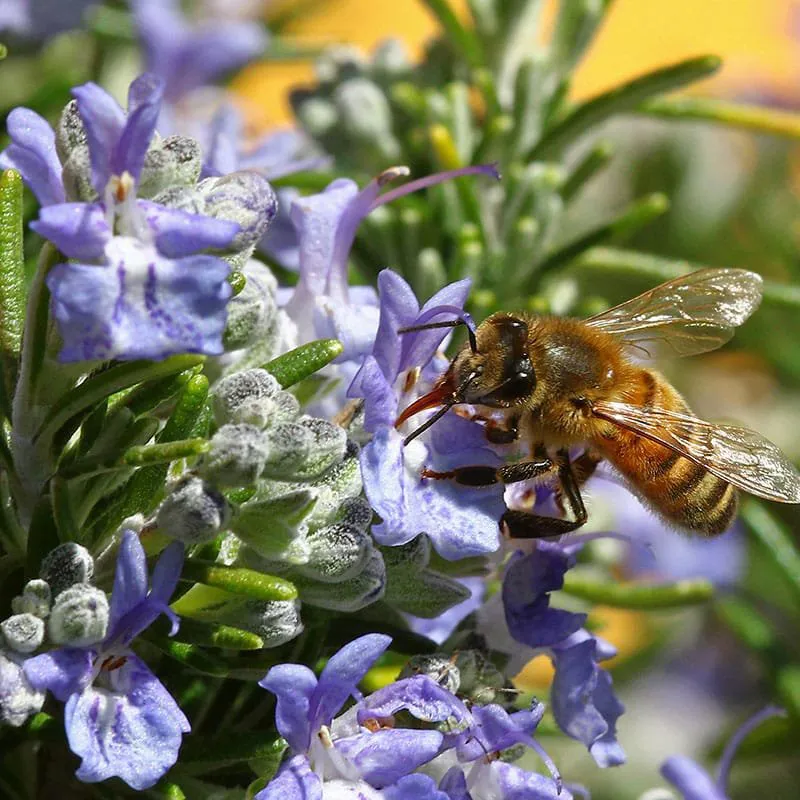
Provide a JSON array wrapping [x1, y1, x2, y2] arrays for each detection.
[[585, 269, 763, 357], [592, 401, 800, 503]]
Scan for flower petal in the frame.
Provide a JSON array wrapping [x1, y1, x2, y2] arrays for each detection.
[[438, 768, 470, 800], [30, 202, 109, 260], [48, 239, 232, 362], [491, 762, 570, 800], [0, 107, 65, 206], [23, 648, 94, 702], [502, 545, 587, 649], [371, 269, 420, 381], [107, 530, 148, 640], [660, 755, 727, 800], [111, 73, 164, 181], [335, 728, 443, 787], [255, 755, 322, 800], [384, 774, 451, 800], [65, 657, 189, 790], [310, 634, 392, 731], [358, 675, 470, 732], [203, 104, 242, 177], [137, 200, 240, 257], [259, 663, 317, 752], [348, 356, 397, 432], [72, 82, 126, 194]]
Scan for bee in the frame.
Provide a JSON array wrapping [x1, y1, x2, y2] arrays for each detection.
[[396, 269, 800, 538]]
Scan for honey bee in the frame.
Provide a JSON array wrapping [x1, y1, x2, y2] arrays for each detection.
[[396, 269, 800, 538]]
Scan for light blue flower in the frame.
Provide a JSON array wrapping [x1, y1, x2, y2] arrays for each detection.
[[23, 532, 189, 790]]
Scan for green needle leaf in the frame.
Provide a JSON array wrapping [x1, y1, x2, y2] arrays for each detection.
[[528, 55, 721, 160], [180, 733, 286, 772], [145, 633, 229, 676], [262, 338, 343, 388], [179, 561, 298, 602], [741, 500, 800, 605], [0, 170, 26, 417], [637, 96, 800, 140], [561, 572, 714, 608], [174, 618, 265, 650], [420, 0, 485, 68]]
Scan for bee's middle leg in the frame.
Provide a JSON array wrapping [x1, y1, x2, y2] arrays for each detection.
[[422, 457, 555, 487], [501, 449, 589, 540]]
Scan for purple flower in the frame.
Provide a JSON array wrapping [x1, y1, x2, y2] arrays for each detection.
[[23, 532, 189, 790], [258, 634, 444, 797], [0, 0, 98, 39], [348, 269, 505, 560], [132, 0, 267, 108], [660, 706, 786, 799], [17, 74, 242, 361], [281, 164, 499, 363]]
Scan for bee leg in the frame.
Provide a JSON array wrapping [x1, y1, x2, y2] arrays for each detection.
[[554, 450, 601, 515], [501, 450, 588, 539], [421, 457, 554, 487], [484, 416, 520, 445]]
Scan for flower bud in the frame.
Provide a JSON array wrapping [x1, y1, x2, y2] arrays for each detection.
[[198, 172, 278, 266], [303, 448, 363, 531], [138, 135, 203, 198], [292, 96, 339, 138], [294, 546, 386, 612], [0, 651, 45, 727], [399, 654, 460, 695], [1, 614, 45, 654], [223, 268, 278, 350], [454, 650, 506, 706], [48, 585, 109, 647], [157, 476, 231, 544], [55, 99, 86, 162], [315, 44, 367, 83], [331, 497, 373, 531], [371, 38, 410, 77], [264, 417, 347, 481], [202, 423, 272, 487], [39, 542, 94, 598], [11, 580, 51, 619], [333, 78, 399, 160], [213, 369, 282, 427], [298, 523, 370, 583], [61, 146, 95, 202]]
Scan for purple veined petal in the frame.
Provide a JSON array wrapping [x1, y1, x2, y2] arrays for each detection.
[[587, 668, 626, 767], [65, 656, 189, 790], [48, 240, 232, 362], [362, 426, 504, 560], [502, 545, 587, 649], [150, 541, 185, 606], [399, 282, 474, 373], [72, 82, 127, 195], [320, 292, 381, 362], [347, 356, 397, 432], [456, 704, 538, 762], [111, 73, 165, 181], [490, 761, 570, 800], [259, 663, 317, 752], [107, 530, 149, 640], [372, 269, 420, 382], [203, 103, 243, 177], [309, 634, 392, 732], [23, 648, 94, 702], [384, 773, 452, 800], [438, 767, 470, 800], [30, 202, 109, 260], [255, 754, 323, 800], [335, 728, 444, 788], [661, 756, 727, 800], [259, 188, 301, 270], [137, 200, 240, 257], [0, 107, 65, 206], [163, 20, 267, 102], [358, 675, 470, 730], [132, 0, 186, 88]]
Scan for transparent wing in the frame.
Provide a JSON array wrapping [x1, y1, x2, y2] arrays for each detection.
[[585, 269, 763, 357], [592, 401, 800, 503]]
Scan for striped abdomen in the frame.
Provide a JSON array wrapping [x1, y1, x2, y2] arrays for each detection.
[[597, 369, 738, 536]]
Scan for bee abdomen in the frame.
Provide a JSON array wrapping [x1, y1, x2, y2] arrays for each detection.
[[643, 451, 739, 536]]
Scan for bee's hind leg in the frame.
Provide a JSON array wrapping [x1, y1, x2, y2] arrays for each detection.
[[502, 449, 589, 540]]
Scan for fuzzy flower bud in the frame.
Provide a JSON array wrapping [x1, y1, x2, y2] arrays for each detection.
[[333, 78, 400, 160], [213, 369, 288, 428], [1, 614, 45, 654], [223, 269, 279, 351], [157, 476, 231, 544], [263, 417, 348, 481], [55, 99, 86, 163], [39, 542, 94, 599], [47, 585, 109, 647], [202, 423, 272, 487], [297, 522, 370, 583], [0, 652, 45, 728], [137, 135, 202, 198], [11, 580, 52, 619]]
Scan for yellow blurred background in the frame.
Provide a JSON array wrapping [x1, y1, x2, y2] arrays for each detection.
[[235, 0, 800, 126]]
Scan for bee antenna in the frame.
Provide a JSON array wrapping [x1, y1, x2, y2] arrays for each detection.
[[403, 402, 453, 446], [397, 309, 478, 354]]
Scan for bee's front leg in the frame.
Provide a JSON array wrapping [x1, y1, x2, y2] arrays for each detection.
[[421, 457, 554, 487]]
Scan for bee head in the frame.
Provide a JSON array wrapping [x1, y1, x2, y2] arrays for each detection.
[[396, 313, 536, 443]]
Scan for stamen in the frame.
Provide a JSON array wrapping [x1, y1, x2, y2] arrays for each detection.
[[372, 163, 500, 209]]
